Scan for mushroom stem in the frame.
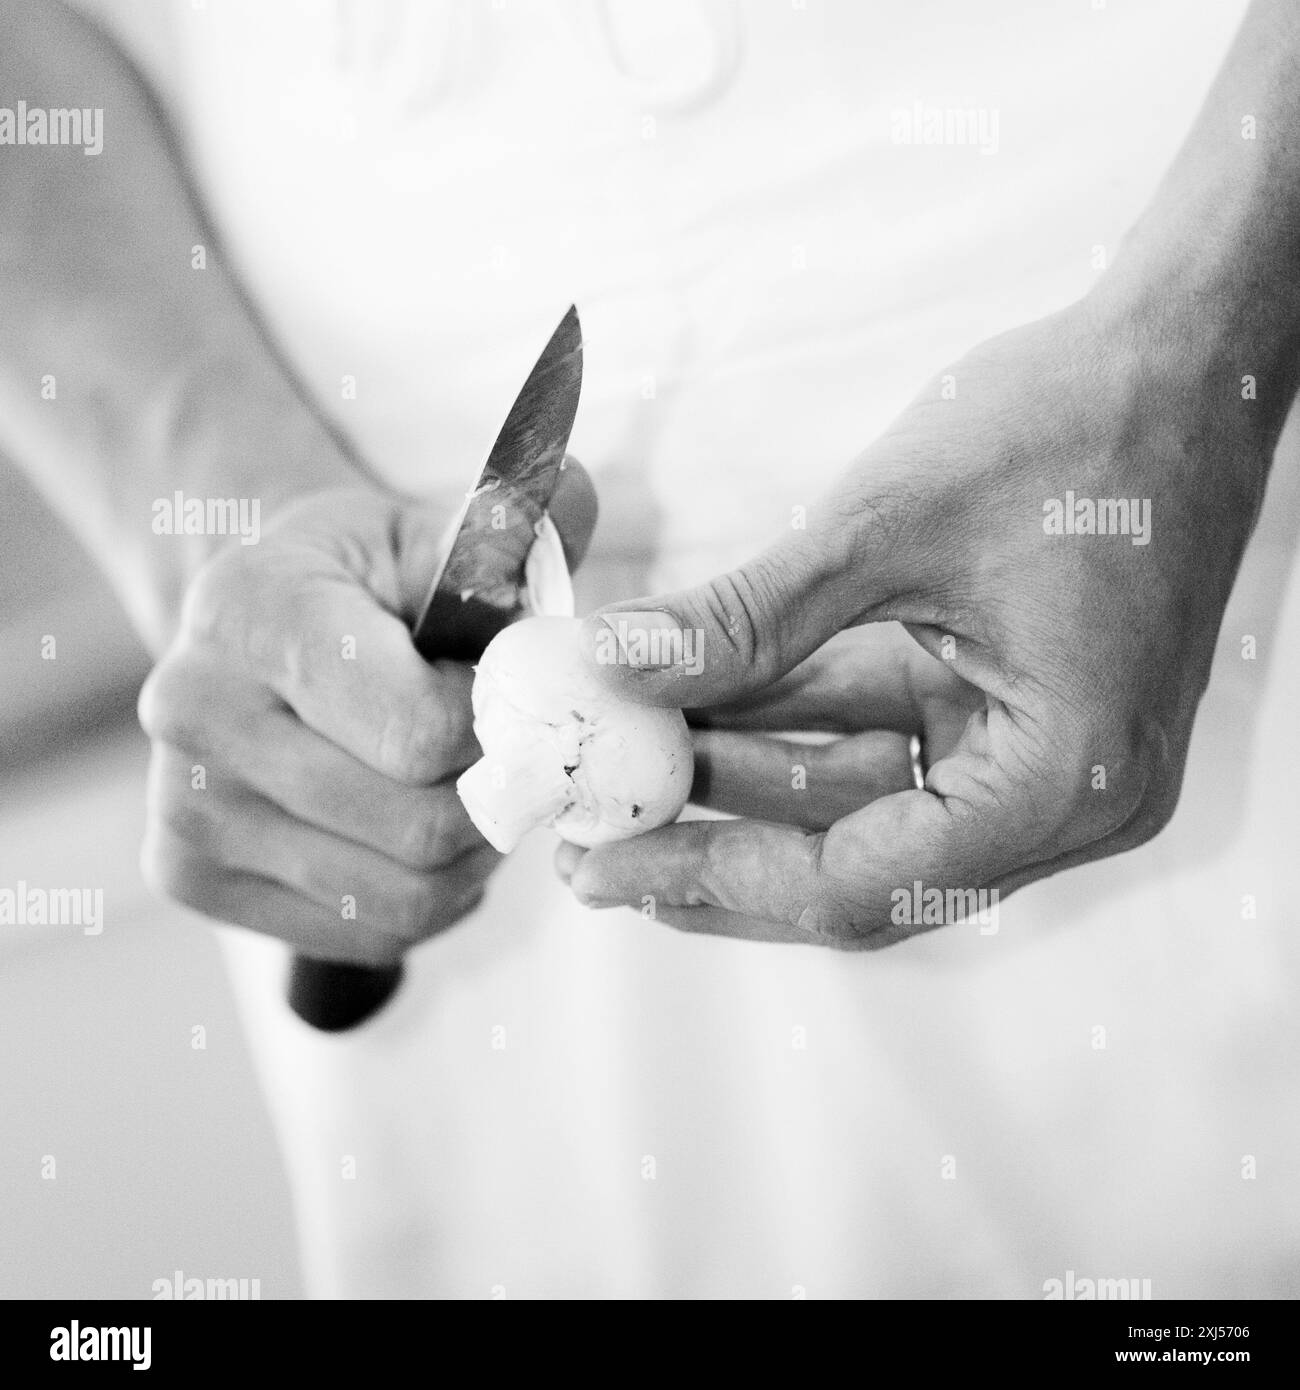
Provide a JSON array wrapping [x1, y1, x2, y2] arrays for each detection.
[[456, 742, 576, 853]]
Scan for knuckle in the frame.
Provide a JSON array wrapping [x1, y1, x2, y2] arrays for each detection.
[[416, 693, 458, 772], [184, 548, 263, 647], [1121, 779, 1183, 851], [396, 796, 458, 870], [697, 571, 764, 670], [377, 700, 447, 784], [155, 789, 220, 851], [798, 889, 874, 950], [1126, 806, 1172, 851], [706, 550, 829, 678], [394, 805, 438, 869], [390, 873, 442, 939], [571, 879, 608, 910], [137, 657, 202, 746], [448, 884, 487, 923], [375, 708, 416, 781], [1089, 780, 1145, 838], [1074, 711, 1173, 839], [138, 830, 209, 912], [460, 842, 502, 885], [272, 589, 322, 690], [695, 829, 742, 910]]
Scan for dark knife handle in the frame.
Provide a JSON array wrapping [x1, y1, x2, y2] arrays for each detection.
[[287, 956, 404, 1031]]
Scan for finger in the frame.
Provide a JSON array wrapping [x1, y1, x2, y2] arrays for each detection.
[[644, 903, 845, 945], [141, 840, 411, 967], [559, 802, 951, 946], [555, 845, 811, 945], [692, 729, 914, 830], [689, 629, 918, 733], [255, 581, 479, 784], [143, 660, 485, 869], [559, 817, 841, 944], [685, 624, 979, 777], [144, 636, 478, 800], [146, 748, 499, 944], [578, 497, 901, 708], [691, 623, 970, 738], [564, 722, 1058, 944], [209, 701, 485, 870], [549, 455, 599, 573]]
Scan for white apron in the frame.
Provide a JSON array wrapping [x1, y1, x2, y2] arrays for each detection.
[[96, 0, 1299, 1296]]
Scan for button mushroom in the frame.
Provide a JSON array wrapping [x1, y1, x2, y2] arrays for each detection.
[[456, 615, 694, 853]]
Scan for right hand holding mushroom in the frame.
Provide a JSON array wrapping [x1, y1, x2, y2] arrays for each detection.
[[550, 298, 1279, 946]]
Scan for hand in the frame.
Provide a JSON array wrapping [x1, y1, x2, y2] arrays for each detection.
[[557, 290, 1282, 946], [139, 470, 596, 965]]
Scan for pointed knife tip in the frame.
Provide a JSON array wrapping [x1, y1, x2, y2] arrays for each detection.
[[558, 303, 582, 354]]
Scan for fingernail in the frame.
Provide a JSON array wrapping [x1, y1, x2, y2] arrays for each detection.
[[594, 611, 692, 671], [554, 841, 585, 884], [575, 892, 620, 910], [567, 862, 620, 909]]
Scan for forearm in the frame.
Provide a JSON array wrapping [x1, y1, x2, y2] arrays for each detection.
[[1096, 0, 1300, 453], [0, 1, 364, 650]]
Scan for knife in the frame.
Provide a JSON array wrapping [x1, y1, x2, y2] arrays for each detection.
[[287, 305, 584, 1031]]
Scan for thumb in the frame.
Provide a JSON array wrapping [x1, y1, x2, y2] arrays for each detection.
[[581, 512, 892, 708], [547, 455, 599, 574]]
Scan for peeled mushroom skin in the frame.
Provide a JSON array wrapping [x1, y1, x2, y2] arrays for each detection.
[[523, 512, 575, 618]]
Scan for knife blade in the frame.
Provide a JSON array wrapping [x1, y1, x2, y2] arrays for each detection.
[[288, 305, 585, 1031], [412, 304, 583, 661]]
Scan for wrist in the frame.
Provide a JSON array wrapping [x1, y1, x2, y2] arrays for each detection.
[[1088, 186, 1300, 457], [1084, 214, 1300, 471], [133, 344, 382, 646]]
